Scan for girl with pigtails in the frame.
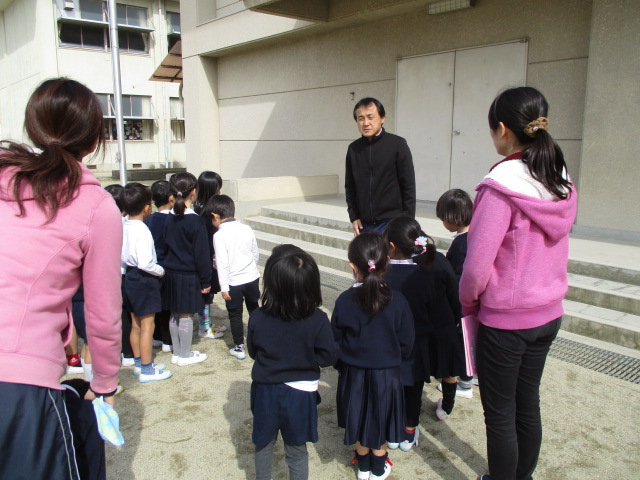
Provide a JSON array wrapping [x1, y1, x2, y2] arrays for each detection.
[[162, 172, 211, 367], [460, 87, 577, 480], [383, 217, 466, 453], [331, 232, 415, 480]]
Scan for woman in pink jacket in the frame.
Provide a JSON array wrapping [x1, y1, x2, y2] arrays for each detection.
[[0, 78, 123, 479], [459, 87, 577, 480]]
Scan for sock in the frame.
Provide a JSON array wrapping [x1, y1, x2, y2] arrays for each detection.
[[81, 358, 93, 382], [178, 317, 194, 358], [404, 427, 416, 442], [355, 452, 371, 473], [141, 362, 154, 375], [201, 304, 211, 331], [441, 381, 457, 414], [169, 315, 180, 354], [134, 357, 142, 368], [67, 354, 80, 366], [370, 453, 387, 476]]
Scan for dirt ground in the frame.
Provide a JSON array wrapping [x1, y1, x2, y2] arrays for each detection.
[[67, 296, 640, 480]]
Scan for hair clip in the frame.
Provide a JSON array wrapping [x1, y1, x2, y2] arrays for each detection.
[[367, 259, 376, 272], [414, 236, 428, 253], [176, 191, 183, 197]]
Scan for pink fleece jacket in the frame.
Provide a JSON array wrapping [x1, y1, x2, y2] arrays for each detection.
[[0, 162, 122, 393], [459, 157, 577, 330]]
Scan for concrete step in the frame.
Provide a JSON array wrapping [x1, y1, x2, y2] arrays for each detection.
[[563, 300, 640, 350], [246, 216, 353, 251], [566, 273, 640, 316]]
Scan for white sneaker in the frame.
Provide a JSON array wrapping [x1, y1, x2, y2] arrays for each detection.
[[370, 462, 391, 480], [177, 351, 208, 366], [387, 442, 399, 450], [399, 427, 419, 452], [357, 470, 371, 480], [161, 344, 173, 353], [436, 398, 449, 421], [121, 356, 135, 367], [437, 381, 473, 399], [172, 351, 200, 364], [139, 367, 173, 383], [211, 324, 227, 332], [229, 344, 246, 360], [133, 363, 166, 375], [472, 375, 479, 386], [198, 329, 224, 339], [66, 364, 84, 374]]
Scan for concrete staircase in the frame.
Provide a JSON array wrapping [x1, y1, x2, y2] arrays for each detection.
[[244, 198, 640, 350]]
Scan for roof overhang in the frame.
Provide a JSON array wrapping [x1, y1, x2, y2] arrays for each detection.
[[149, 40, 182, 83]]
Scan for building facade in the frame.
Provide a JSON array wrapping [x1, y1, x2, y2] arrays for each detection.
[[180, 0, 640, 239], [0, 0, 185, 171]]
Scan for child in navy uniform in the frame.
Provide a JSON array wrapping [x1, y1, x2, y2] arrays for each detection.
[[207, 194, 260, 360], [248, 245, 340, 480], [144, 180, 174, 353], [163, 172, 211, 367], [121, 183, 172, 383], [331, 232, 415, 480], [384, 217, 465, 455], [437, 188, 476, 396]]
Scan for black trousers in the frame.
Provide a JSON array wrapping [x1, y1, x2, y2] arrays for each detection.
[[476, 317, 561, 480], [0, 383, 81, 480], [225, 278, 260, 345]]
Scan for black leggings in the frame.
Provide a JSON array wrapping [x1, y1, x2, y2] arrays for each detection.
[[476, 318, 561, 480]]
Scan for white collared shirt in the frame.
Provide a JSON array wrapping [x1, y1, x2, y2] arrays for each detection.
[[121, 219, 165, 277]]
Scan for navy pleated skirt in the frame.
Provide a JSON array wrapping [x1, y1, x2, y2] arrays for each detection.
[[163, 271, 206, 314], [336, 365, 405, 449]]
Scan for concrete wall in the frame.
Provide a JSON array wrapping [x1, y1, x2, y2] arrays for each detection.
[[577, 0, 640, 236], [0, 0, 185, 172], [207, 0, 590, 191]]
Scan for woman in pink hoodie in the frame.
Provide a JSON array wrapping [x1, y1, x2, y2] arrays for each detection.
[[0, 79, 123, 479], [459, 87, 577, 480]]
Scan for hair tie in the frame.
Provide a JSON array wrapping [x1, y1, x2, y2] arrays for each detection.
[[176, 191, 183, 197], [524, 117, 549, 137], [414, 236, 428, 253], [367, 260, 376, 272]]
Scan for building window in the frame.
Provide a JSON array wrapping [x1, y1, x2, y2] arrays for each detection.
[[170, 98, 185, 142], [56, 0, 151, 53], [97, 93, 154, 141], [167, 11, 180, 52]]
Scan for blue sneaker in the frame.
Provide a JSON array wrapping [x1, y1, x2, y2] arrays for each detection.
[[133, 363, 166, 375], [139, 367, 173, 383]]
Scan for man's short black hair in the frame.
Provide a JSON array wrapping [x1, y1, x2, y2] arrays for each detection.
[[150, 180, 172, 208], [353, 97, 386, 120], [205, 194, 235, 220], [436, 189, 473, 227], [122, 182, 152, 216]]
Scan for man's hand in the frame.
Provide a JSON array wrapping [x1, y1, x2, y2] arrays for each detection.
[[352, 219, 363, 236], [222, 291, 231, 301]]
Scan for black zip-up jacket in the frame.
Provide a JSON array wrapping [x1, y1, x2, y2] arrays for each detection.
[[345, 128, 416, 224]]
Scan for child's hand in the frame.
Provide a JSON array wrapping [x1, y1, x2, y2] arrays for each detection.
[[222, 291, 231, 301], [201, 286, 211, 294]]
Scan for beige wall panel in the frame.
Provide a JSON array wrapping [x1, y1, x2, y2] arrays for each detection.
[[216, 0, 591, 100], [218, 80, 395, 141], [527, 59, 588, 141], [556, 140, 582, 192], [219, 140, 347, 185], [578, 0, 640, 233]]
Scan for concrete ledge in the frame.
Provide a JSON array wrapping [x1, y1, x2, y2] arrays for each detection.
[[223, 175, 338, 202], [111, 168, 186, 181]]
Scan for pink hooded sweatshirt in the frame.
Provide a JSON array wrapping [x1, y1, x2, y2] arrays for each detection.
[[0, 162, 122, 393], [459, 155, 578, 330]]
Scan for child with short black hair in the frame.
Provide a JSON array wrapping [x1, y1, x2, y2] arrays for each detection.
[[121, 182, 172, 383], [144, 180, 174, 353], [436, 188, 473, 282], [105, 183, 135, 367], [331, 232, 415, 480], [206, 194, 260, 360], [247, 245, 340, 480]]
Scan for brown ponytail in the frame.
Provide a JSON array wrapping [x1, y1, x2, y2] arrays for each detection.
[[0, 78, 104, 221]]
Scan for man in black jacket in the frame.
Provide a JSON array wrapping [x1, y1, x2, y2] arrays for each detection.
[[345, 97, 416, 235]]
